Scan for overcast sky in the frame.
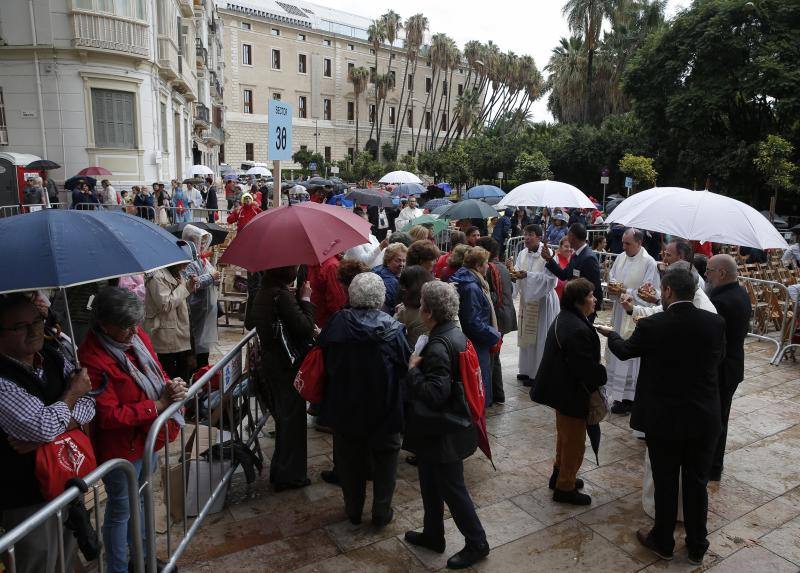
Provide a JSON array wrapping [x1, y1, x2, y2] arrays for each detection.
[[327, 0, 688, 122]]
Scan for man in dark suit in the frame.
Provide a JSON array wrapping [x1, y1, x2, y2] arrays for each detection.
[[367, 205, 396, 240], [597, 267, 726, 565], [706, 254, 752, 481], [542, 223, 603, 321]]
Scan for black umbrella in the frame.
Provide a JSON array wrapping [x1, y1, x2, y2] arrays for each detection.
[[438, 199, 499, 220], [605, 198, 625, 215], [64, 176, 97, 191], [302, 178, 333, 189], [25, 159, 61, 170], [346, 188, 394, 208], [587, 424, 602, 465], [164, 222, 229, 246], [183, 177, 204, 185]]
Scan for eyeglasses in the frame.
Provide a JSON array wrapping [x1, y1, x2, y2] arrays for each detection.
[[706, 267, 721, 273], [0, 318, 46, 334]]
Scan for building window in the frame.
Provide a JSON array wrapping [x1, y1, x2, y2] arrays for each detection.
[[426, 77, 432, 93], [242, 43, 252, 65], [389, 70, 396, 86], [75, 0, 145, 19], [442, 81, 448, 96], [298, 96, 307, 118], [347, 43, 354, 51], [160, 102, 167, 151], [426, 60, 431, 67], [323, 38, 331, 46], [348, 147, 354, 159], [91, 88, 136, 148], [300, 145, 307, 152], [407, 109, 413, 128], [425, 111, 431, 130], [347, 101, 354, 121], [323, 58, 332, 77], [272, 49, 281, 70], [324, 146, 331, 162], [240, 22, 251, 30], [271, 27, 280, 36], [297, 33, 306, 41], [347, 62, 355, 77], [323, 98, 332, 120], [0, 88, 9, 145], [219, 143, 225, 163], [245, 142, 254, 161], [369, 104, 376, 123], [369, 67, 376, 83], [272, 92, 281, 101], [389, 106, 396, 125], [408, 74, 414, 91], [390, 53, 395, 60], [242, 89, 253, 113], [369, 48, 376, 55], [458, 83, 464, 96], [440, 113, 448, 131], [298, 54, 307, 74]]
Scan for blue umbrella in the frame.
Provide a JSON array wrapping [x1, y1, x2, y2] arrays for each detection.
[[223, 173, 239, 181], [326, 193, 354, 208], [466, 185, 505, 199], [391, 183, 426, 197], [424, 198, 453, 211], [437, 182, 453, 194]]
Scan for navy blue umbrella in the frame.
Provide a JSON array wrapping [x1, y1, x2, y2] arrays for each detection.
[[391, 183, 426, 197], [466, 185, 505, 199]]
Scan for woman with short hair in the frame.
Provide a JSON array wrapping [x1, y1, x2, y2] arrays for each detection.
[[407, 240, 441, 273], [372, 243, 408, 314], [439, 243, 471, 283], [434, 230, 467, 278], [395, 265, 435, 348]]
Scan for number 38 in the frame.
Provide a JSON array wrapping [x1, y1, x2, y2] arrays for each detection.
[[275, 127, 287, 150]]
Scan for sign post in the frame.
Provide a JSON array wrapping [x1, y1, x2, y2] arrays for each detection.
[[600, 167, 610, 209], [624, 176, 634, 196], [268, 99, 293, 207]]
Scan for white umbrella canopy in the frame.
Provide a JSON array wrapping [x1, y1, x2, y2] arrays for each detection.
[[497, 180, 596, 209], [605, 187, 789, 250], [186, 164, 214, 177], [245, 166, 272, 176], [379, 170, 422, 184]]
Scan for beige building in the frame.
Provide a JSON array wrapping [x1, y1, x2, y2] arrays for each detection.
[[219, 0, 469, 170]]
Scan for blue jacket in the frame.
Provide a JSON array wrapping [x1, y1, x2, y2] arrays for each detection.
[[491, 215, 512, 244], [71, 189, 99, 208], [545, 223, 567, 245], [372, 265, 400, 314], [318, 308, 410, 436], [448, 267, 501, 349]]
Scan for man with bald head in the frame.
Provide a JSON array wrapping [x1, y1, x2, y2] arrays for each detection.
[[706, 254, 751, 481]]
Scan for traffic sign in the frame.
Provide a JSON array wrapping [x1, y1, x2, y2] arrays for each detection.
[[601, 167, 610, 177], [624, 176, 633, 189], [268, 99, 293, 161], [600, 176, 610, 185], [309, 162, 317, 171]]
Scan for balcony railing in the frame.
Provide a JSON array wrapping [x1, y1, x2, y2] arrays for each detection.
[[157, 36, 179, 79], [71, 11, 150, 58], [204, 124, 224, 145], [194, 103, 210, 126], [209, 71, 224, 100], [195, 40, 207, 68]]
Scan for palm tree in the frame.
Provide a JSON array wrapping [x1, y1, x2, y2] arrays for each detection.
[[545, 36, 587, 123], [375, 11, 402, 160], [431, 40, 460, 150], [417, 33, 450, 153], [393, 13, 428, 155], [350, 66, 370, 153], [366, 19, 387, 143]]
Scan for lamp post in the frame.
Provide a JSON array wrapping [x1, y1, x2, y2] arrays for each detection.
[[313, 119, 320, 154]]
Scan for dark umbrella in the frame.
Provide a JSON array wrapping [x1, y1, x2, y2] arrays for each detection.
[[605, 198, 625, 215], [346, 188, 394, 208], [424, 198, 453, 211], [25, 159, 61, 170], [431, 204, 452, 215], [438, 199, 499, 220], [64, 176, 97, 190], [183, 177, 204, 185], [587, 424, 602, 465], [165, 222, 230, 246], [392, 183, 426, 197], [304, 177, 333, 189]]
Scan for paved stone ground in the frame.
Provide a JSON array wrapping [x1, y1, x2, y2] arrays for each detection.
[[183, 315, 800, 572]]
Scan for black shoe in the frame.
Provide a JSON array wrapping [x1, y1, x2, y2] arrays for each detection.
[[446, 542, 490, 569], [522, 378, 534, 387], [348, 514, 362, 525], [636, 529, 673, 561], [548, 467, 584, 490], [610, 400, 633, 415], [273, 478, 311, 492], [552, 488, 591, 505], [516, 374, 530, 381], [129, 559, 171, 572], [406, 455, 418, 466], [404, 531, 446, 553], [493, 396, 505, 404], [709, 468, 722, 482], [372, 508, 394, 528], [687, 551, 705, 566], [321, 470, 339, 485]]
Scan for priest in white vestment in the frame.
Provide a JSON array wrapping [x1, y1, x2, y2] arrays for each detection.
[[606, 228, 661, 413], [507, 224, 560, 383]]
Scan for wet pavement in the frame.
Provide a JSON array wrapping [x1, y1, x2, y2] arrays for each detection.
[[188, 316, 800, 572]]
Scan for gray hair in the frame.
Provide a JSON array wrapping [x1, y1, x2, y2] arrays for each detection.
[[667, 260, 698, 287], [91, 286, 144, 329], [624, 227, 645, 243], [420, 281, 459, 323], [349, 272, 386, 309]]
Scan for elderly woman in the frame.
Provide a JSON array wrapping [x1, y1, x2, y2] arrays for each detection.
[[532, 278, 607, 506], [245, 265, 316, 491], [181, 225, 220, 369], [449, 247, 501, 406], [78, 287, 186, 573], [395, 265, 435, 348], [133, 185, 155, 220], [403, 281, 490, 569], [545, 211, 569, 245], [372, 243, 408, 314], [144, 261, 196, 381], [318, 273, 410, 526], [440, 243, 471, 283], [408, 224, 433, 242], [407, 240, 441, 274]]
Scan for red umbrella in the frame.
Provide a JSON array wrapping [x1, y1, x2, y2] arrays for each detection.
[[76, 166, 112, 176], [220, 202, 372, 271]]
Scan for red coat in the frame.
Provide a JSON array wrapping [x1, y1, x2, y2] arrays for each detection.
[[227, 204, 262, 230], [433, 252, 450, 279], [78, 328, 179, 463], [307, 256, 346, 327]]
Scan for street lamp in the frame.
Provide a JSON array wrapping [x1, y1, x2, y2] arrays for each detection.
[[313, 119, 320, 153]]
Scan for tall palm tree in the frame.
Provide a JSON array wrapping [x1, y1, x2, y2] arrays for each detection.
[[431, 40, 460, 150], [418, 33, 451, 152], [376, 10, 402, 161], [350, 66, 370, 154], [545, 36, 587, 123], [366, 19, 387, 143], [393, 13, 428, 155]]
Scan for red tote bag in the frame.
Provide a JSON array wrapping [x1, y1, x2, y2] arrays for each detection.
[[293, 346, 326, 403], [35, 428, 97, 500]]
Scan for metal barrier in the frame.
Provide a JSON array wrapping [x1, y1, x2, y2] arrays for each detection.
[[0, 458, 145, 573], [433, 228, 452, 253], [140, 330, 266, 573], [738, 276, 796, 364], [505, 235, 525, 262]]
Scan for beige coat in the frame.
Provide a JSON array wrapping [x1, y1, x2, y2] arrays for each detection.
[[144, 268, 192, 354]]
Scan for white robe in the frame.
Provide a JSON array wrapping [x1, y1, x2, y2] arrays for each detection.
[[344, 234, 383, 268], [396, 207, 423, 230], [514, 245, 559, 378], [606, 249, 661, 402]]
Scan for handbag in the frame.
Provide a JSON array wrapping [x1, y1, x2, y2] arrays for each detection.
[[35, 428, 97, 500], [272, 294, 312, 368], [293, 346, 326, 402]]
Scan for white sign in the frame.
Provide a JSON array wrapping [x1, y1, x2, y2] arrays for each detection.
[[221, 350, 242, 392], [330, 166, 340, 174], [268, 99, 293, 161], [21, 110, 38, 118], [600, 176, 610, 185]]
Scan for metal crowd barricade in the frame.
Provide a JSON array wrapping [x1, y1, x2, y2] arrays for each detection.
[[160, 206, 232, 226], [738, 276, 795, 364], [140, 330, 267, 573], [433, 228, 452, 253], [505, 235, 525, 262], [0, 458, 145, 573]]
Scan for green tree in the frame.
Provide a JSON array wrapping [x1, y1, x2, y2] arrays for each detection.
[[754, 135, 797, 205], [349, 67, 370, 153], [351, 151, 384, 184], [439, 142, 473, 187], [399, 153, 417, 173], [292, 149, 312, 169], [513, 150, 553, 182], [381, 142, 397, 162], [618, 153, 657, 191]]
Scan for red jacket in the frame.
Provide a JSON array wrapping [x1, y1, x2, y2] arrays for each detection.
[[308, 256, 346, 327], [78, 328, 179, 463], [227, 204, 262, 230]]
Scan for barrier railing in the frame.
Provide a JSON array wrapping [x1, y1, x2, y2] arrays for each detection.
[[738, 276, 795, 364], [0, 458, 145, 573], [140, 329, 266, 573]]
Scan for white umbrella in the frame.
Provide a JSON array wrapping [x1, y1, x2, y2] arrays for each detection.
[[497, 180, 596, 209], [605, 187, 788, 250], [186, 164, 214, 177], [245, 166, 272, 177], [379, 170, 422, 184]]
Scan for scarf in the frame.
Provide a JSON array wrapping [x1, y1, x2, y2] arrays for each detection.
[[468, 268, 499, 331], [94, 329, 185, 426]]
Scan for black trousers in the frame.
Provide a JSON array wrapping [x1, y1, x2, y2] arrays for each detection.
[[265, 373, 308, 485], [158, 351, 189, 381], [490, 351, 504, 403], [712, 382, 738, 475], [646, 434, 718, 555], [417, 459, 486, 547], [334, 432, 400, 522]]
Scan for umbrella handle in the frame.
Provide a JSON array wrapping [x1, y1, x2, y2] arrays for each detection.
[[85, 372, 109, 398]]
